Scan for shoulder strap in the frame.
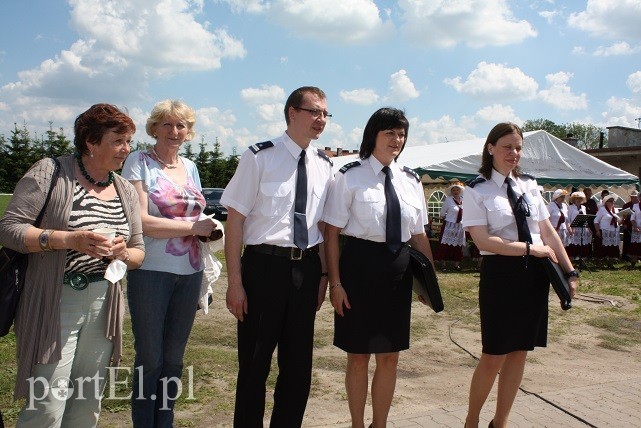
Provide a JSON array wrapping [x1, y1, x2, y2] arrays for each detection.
[[520, 172, 536, 180], [465, 177, 486, 188], [339, 161, 361, 174], [316, 148, 333, 166], [34, 158, 60, 228], [402, 166, 420, 182], [249, 141, 274, 154]]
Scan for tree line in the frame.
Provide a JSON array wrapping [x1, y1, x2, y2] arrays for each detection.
[[0, 123, 240, 193]]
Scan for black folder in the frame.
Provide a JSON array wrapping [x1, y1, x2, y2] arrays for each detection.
[[542, 258, 572, 310], [408, 247, 444, 313]]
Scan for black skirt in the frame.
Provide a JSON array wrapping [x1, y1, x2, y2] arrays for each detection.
[[479, 255, 549, 355], [334, 237, 412, 354]]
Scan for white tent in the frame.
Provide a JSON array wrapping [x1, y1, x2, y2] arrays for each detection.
[[330, 130, 639, 187]]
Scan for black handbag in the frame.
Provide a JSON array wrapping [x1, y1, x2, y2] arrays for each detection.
[[408, 246, 444, 313], [542, 258, 572, 310], [0, 158, 60, 337]]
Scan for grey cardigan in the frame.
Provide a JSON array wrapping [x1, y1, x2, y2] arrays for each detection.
[[0, 155, 144, 400]]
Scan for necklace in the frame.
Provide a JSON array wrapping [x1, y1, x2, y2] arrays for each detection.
[[75, 152, 114, 187], [152, 147, 179, 169]]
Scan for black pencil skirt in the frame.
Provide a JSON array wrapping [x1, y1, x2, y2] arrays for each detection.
[[479, 255, 550, 355], [334, 237, 412, 354]]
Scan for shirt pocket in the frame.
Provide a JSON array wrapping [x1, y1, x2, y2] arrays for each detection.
[[483, 196, 514, 230], [309, 184, 328, 225], [353, 188, 384, 219], [259, 181, 293, 216], [400, 191, 423, 227]]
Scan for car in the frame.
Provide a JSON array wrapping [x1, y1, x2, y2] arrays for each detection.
[[202, 188, 228, 220]]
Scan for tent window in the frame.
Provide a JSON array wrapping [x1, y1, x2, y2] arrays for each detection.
[[428, 190, 446, 224]]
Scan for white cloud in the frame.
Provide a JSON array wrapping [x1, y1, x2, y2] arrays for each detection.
[[385, 70, 420, 103], [0, 0, 247, 139], [539, 10, 558, 24], [271, 0, 393, 44], [339, 88, 380, 105], [407, 115, 477, 145], [593, 42, 641, 56], [627, 71, 641, 94], [399, 0, 537, 48], [537, 71, 588, 110], [443, 62, 538, 99], [240, 85, 286, 104], [602, 96, 640, 128], [214, 0, 268, 14], [256, 103, 284, 122], [475, 104, 522, 124], [68, 0, 246, 72], [568, 0, 641, 42], [572, 46, 587, 55]]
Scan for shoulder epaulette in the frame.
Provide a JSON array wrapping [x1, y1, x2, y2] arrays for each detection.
[[466, 177, 486, 188], [316, 149, 333, 166], [339, 161, 361, 174], [249, 141, 274, 154], [520, 172, 536, 180], [403, 166, 420, 182]]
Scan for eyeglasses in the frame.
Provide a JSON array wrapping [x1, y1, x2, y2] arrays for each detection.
[[294, 107, 332, 119]]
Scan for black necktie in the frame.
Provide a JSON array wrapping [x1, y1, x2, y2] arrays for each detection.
[[382, 166, 402, 253], [505, 177, 532, 243], [293, 150, 308, 250]]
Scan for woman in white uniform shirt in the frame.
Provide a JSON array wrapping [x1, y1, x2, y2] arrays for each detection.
[[547, 189, 571, 246], [324, 108, 433, 428], [594, 194, 622, 269], [462, 122, 578, 428], [629, 198, 641, 267]]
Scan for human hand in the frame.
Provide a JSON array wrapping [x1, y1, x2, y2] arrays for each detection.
[[226, 281, 248, 321], [192, 217, 218, 239], [530, 244, 558, 263], [105, 236, 127, 261], [68, 230, 112, 260], [330, 284, 350, 317], [317, 277, 328, 311]]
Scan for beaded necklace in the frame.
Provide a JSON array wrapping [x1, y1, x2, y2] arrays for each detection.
[[75, 152, 114, 187], [152, 147, 179, 169]]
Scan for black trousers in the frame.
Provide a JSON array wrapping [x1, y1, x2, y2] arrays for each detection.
[[233, 249, 321, 428]]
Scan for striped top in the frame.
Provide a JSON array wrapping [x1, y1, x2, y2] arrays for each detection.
[[65, 183, 130, 274]]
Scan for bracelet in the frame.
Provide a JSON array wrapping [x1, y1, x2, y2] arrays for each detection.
[[121, 249, 130, 262], [38, 229, 55, 252], [565, 270, 579, 279], [330, 283, 342, 289], [320, 272, 328, 277], [525, 242, 530, 257]]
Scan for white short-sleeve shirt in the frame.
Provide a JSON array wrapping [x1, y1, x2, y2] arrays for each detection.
[[322, 156, 428, 242], [594, 206, 620, 231], [220, 132, 334, 247], [548, 201, 569, 231], [462, 169, 549, 255]]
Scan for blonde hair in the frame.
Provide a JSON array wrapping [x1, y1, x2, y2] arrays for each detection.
[[146, 100, 196, 141]]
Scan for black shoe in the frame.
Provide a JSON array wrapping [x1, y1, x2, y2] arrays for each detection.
[[488, 421, 495, 428]]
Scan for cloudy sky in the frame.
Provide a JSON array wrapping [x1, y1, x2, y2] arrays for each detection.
[[1, 0, 640, 154]]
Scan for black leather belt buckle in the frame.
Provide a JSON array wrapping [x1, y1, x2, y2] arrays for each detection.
[[67, 273, 90, 290], [290, 247, 303, 260]]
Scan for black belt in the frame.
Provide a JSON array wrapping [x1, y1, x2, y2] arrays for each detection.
[[63, 272, 106, 290], [245, 244, 319, 261]]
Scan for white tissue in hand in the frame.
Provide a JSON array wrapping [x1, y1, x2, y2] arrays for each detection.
[[104, 260, 128, 283]]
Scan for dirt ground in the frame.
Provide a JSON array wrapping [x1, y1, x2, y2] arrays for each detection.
[[99, 272, 641, 428]]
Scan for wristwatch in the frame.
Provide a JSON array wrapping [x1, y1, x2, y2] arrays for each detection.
[[565, 270, 580, 279], [38, 229, 54, 252]]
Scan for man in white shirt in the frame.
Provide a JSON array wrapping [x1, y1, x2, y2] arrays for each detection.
[[221, 86, 334, 427]]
